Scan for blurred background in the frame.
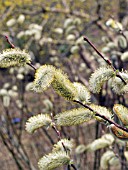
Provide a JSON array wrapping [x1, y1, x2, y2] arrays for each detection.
[[0, 0, 128, 169]]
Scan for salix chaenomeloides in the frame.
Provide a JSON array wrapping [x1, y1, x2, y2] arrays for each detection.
[[1, 34, 128, 170], [0, 48, 31, 68]]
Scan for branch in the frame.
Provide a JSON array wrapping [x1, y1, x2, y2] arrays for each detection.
[[71, 164, 78, 170], [73, 100, 128, 133], [23, 6, 90, 19], [5, 35, 15, 48], [51, 113, 78, 169], [42, 128, 55, 145], [27, 63, 37, 71], [51, 113, 68, 153], [4, 35, 37, 71], [83, 36, 127, 85]]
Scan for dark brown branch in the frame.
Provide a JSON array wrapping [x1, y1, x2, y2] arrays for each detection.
[[0, 130, 24, 170], [83, 36, 114, 68], [27, 63, 36, 71], [42, 128, 54, 145], [4, 35, 36, 72], [67, 165, 71, 170], [51, 115, 77, 169], [51, 113, 69, 153], [5, 35, 15, 48], [116, 74, 127, 85], [23, 6, 90, 19], [73, 100, 128, 133], [71, 164, 78, 170], [83, 36, 127, 85]]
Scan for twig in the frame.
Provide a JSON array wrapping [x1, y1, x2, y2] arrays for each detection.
[[83, 36, 127, 85], [67, 164, 71, 170], [5, 35, 15, 48], [71, 164, 78, 170], [42, 128, 55, 145], [51, 113, 67, 153], [27, 63, 37, 71], [22, 6, 89, 19], [51, 113, 77, 169], [73, 100, 128, 133], [0, 130, 24, 169], [4, 35, 36, 71], [83, 36, 115, 69]]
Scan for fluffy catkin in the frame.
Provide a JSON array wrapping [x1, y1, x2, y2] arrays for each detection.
[[0, 48, 31, 68]]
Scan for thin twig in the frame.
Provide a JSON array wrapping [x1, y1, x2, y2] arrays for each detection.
[[5, 35, 15, 48], [22, 6, 89, 19], [71, 164, 78, 170], [51, 113, 68, 153], [27, 63, 36, 71], [42, 128, 55, 145], [83, 36, 113, 67], [67, 164, 71, 170], [4, 35, 37, 71], [73, 100, 128, 133], [51, 113, 77, 169], [83, 36, 127, 85]]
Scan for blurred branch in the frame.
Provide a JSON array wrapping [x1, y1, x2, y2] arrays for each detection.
[[79, 45, 97, 72], [42, 128, 55, 145], [0, 5, 15, 21], [61, 0, 69, 10], [0, 130, 24, 170], [22, 6, 90, 19]]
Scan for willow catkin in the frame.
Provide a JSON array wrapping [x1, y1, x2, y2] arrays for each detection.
[[0, 48, 31, 68], [89, 67, 115, 93]]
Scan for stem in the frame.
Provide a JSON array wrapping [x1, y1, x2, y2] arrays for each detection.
[[4, 35, 37, 72], [52, 125, 67, 153], [116, 74, 127, 85], [51, 116, 77, 168], [71, 164, 78, 170], [5, 35, 15, 48], [52, 125, 61, 141], [27, 63, 36, 71], [67, 165, 71, 170], [51, 112, 68, 153], [42, 128, 54, 145], [83, 36, 114, 68], [83, 36, 127, 85], [0, 130, 23, 170], [73, 100, 128, 133], [93, 122, 100, 170]]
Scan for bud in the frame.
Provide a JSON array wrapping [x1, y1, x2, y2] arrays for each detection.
[[73, 18, 81, 25], [121, 51, 128, 61], [17, 31, 25, 39], [109, 124, 128, 140], [64, 18, 73, 28], [113, 104, 128, 126], [26, 114, 52, 133], [6, 18, 16, 27], [17, 14, 25, 24], [75, 144, 87, 155], [3, 96, 10, 107], [0, 89, 8, 96], [118, 35, 127, 49], [70, 45, 79, 54], [17, 74, 24, 80], [66, 34, 76, 41], [54, 28, 63, 34]]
